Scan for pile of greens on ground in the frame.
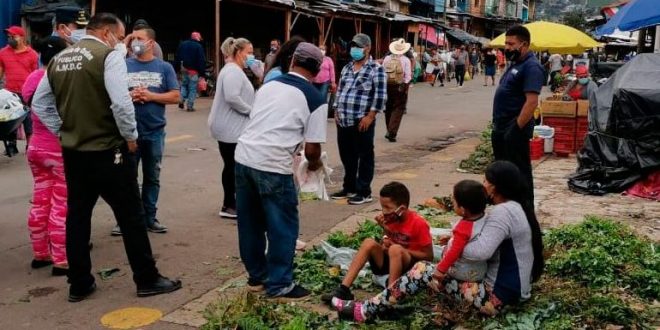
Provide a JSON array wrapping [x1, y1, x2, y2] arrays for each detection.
[[203, 216, 659, 330], [459, 123, 493, 174]]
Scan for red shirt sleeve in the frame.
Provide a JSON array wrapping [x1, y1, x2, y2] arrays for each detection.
[[414, 217, 432, 250], [437, 220, 473, 273]]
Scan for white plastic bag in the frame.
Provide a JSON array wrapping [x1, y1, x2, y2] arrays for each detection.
[[295, 151, 333, 201]]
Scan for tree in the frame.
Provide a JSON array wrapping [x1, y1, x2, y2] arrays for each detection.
[[562, 8, 588, 32]]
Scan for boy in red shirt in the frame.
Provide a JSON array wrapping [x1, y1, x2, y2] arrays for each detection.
[[432, 180, 488, 284], [322, 181, 433, 304]]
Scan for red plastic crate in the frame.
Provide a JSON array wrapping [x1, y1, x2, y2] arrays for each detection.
[[577, 117, 588, 131], [554, 134, 576, 154], [544, 117, 577, 136], [545, 117, 578, 154], [575, 117, 589, 152]]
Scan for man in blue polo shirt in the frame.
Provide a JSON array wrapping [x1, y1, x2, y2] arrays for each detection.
[[113, 27, 180, 236], [492, 25, 544, 204]]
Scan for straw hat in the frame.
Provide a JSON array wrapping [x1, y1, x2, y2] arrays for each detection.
[[389, 38, 411, 55]]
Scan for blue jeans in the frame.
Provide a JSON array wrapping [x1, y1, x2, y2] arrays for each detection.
[[180, 73, 199, 109], [337, 122, 376, 196], [235, 162, 299, 296], [136, 130, 165, 226]]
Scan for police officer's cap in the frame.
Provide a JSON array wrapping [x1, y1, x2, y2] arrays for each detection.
[[55, 6, 90, 27]]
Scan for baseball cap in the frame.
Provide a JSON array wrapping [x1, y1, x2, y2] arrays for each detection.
[[293, 42, 324, 73], [294, 42, 324, 63], [575, 65, 588, 76], [5, 26, 25, 37], [350, 33, 371, 48], [55, 6, 89, 26], [191, 32, 202, 41]]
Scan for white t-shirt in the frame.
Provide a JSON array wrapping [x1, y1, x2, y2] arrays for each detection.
[[549, 54, 563, 72], [235, 72, 328, 175]]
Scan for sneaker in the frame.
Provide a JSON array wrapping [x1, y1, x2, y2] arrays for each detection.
[[335, 299, 366, 323], [247, 278, 265, 293], [348, 195, 373, 205], [147, 220, 168, 233], [110, 225, 122, 236], [178, 102, 184, 109], [330, 190, 356, 200], [186, 107, 196, 112], [321, 285, 354, 305], [385, 134, 396, 143], [219, 207, 237, 219], [268, 284, 310, 300]]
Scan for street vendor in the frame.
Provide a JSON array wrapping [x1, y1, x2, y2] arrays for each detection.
[[563, 65, 597, 101], [332, 161, 544, 323]]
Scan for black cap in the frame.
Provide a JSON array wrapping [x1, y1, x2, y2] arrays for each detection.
[[133, 19, 150, 29], [55, 6, 89, 27]]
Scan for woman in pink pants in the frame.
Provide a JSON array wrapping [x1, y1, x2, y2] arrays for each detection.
[[22, 37, 68, 276]]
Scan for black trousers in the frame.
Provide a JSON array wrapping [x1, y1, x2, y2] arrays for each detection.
[[455, 65, 466, 86], [62, 145, 159, 291], [217, 141, 237, 209], [337, 123, 375, 197], [491, 120, 535, 205]]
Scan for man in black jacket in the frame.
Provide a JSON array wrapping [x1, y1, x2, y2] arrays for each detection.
[[175, 31, 205, 112]]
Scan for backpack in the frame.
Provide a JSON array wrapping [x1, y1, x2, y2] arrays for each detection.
[[385, 55, 404, 84]]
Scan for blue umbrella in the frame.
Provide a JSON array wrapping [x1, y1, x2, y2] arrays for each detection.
[[596, 0, 660, 36]]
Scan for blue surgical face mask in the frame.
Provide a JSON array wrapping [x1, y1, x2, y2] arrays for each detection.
[[578, 77, 589, 85], [70, 29, 86, 43], [245, 54, 256, 68], [350, 47, 365, 61]]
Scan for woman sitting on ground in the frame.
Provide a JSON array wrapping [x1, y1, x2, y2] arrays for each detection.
[[333, 160, 545, 322]]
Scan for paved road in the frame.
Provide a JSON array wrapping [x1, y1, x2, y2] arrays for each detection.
[[0, 77, 495, 329]]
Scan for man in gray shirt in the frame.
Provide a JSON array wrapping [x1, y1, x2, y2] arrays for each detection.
[[452, 45, 469, 87]]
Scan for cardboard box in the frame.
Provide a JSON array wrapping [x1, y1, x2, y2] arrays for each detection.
[[577, 100, 589, 117], [541, 99, 576, 118]]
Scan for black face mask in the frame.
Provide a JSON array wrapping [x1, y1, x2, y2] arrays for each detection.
[[505, 48, 521, 62], [7, 38, 18, 49]]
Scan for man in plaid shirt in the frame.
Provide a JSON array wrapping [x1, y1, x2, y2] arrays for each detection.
[[331, 33, 387, 205]]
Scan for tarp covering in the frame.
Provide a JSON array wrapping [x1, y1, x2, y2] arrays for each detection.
[[445, 28, 479, 44], [568, 54, 660, 195], [596, 0, 660, 36]]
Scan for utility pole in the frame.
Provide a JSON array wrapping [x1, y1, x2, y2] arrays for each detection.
[[443, 0, 447, 23]]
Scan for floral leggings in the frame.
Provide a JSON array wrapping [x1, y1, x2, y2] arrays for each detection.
[[27, 146, 67, 266], [362, 261, 504, 319]]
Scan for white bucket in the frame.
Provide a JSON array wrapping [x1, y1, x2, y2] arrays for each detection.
[[534, 125, 555, 153]]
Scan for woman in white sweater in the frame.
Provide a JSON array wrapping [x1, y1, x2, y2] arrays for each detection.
[[208, 37, 255, 218]]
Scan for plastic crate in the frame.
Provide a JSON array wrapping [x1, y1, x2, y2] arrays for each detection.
[[575, 117, 589, 152], [544, 117, 577, 136]]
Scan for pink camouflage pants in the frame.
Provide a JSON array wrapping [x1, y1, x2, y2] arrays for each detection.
[[27, 146, 67, 266]]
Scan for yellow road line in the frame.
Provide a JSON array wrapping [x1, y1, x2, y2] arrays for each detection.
[[165, 134, 194, 144]]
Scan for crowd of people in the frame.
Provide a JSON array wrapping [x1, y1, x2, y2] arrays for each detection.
[[1, 7, 547, 323]]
